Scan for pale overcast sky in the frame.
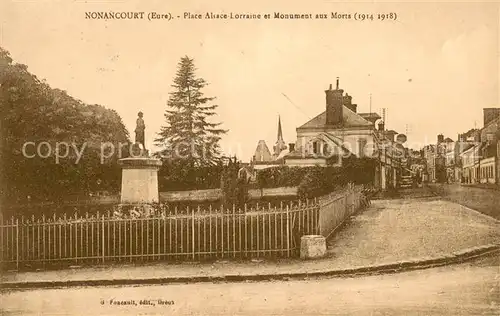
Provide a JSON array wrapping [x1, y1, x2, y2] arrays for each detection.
[[1, 1, 498, 160]]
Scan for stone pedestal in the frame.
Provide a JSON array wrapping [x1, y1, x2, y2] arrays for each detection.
[[300, 235, 327, 259], [119, 157, 162, 204]]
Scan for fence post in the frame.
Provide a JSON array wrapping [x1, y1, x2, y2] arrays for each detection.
[[101, 214, 105, 263], [286, 205, 290, 257], [191, 207, 195, 260], [317, 199, 322, 235], [0, 216, 3, 266], [344, 195, 348, 215], [16, 218, 19, 270]]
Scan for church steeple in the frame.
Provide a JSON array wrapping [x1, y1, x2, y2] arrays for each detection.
[[277, 115, 284, 142], [273, 115, 287, 158]]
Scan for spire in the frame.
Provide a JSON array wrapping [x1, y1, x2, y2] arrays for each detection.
[[273, 115, 286, 158], [277, 115, 283, 142]]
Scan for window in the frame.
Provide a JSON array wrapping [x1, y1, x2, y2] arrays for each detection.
[[357, 139, 367, 158], [312, 141, 320, 154], [323, 143, 331, 156]]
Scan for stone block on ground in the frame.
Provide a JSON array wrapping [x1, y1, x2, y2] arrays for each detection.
[[300, 235, 327, 259]]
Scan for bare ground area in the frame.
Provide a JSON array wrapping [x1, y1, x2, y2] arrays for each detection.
[[327, 198, 500, 266]]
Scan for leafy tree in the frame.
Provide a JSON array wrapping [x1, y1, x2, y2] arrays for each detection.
[[155, 56, 227, 168], [0, 46, 129, 204]]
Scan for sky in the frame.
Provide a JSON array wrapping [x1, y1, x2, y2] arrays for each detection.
[[1, 0, 499, 160]]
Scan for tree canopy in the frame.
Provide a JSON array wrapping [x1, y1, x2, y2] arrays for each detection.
[[0, 47, 130, 204], [154, 56, 227, 167]]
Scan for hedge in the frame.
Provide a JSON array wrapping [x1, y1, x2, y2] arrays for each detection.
[[257, 157, 377, 199]]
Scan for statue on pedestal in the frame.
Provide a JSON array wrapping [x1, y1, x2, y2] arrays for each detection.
[[119, 110, 162, 205], [135, 111, 146, 155]]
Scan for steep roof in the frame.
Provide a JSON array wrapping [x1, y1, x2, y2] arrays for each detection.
[[253, 140, 273, 162], [277, 116, 283, 142], [298, 106, 373, 130], [359, 112, 382, 124]]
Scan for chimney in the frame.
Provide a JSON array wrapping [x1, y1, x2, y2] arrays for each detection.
[[289, 143, 295, 152], [343, 93, 352, 106], [483, 108, 500, 127], [325, 78, 344, 126], [378, 121, 385, 131], [342, 93, 357, 112], [437, 134, 444, 144], [474, 132, 481, 142]]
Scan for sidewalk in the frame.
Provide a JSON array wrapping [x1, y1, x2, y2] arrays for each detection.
[[460, 183, 500, 191], [430, 183, 500, 220], [2, 198, 499, 289]]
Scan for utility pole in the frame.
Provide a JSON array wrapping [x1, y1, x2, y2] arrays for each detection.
[[369, 93, 372, 115]]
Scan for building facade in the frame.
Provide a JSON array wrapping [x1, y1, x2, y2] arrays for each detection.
[[457, 108, 500, 185], [283, 79, 403, 190]]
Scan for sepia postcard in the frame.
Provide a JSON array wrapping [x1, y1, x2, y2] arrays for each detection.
[[0, 0, 499, 315]]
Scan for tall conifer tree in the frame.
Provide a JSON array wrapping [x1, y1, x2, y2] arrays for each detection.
[[155, 56, 227, 167]]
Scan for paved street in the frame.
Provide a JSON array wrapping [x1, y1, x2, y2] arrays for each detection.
[[1, 255, 499, 315]]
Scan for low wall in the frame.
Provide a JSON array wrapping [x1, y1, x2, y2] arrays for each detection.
[[160, 187, 298, 202], [160, 188, 221, 202], [248, 187, 298, 199], [6, 187, 298, 210], [318, 185, 366, 239]]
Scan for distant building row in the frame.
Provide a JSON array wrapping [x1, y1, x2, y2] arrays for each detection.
[[423, 108, 500, 185]]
